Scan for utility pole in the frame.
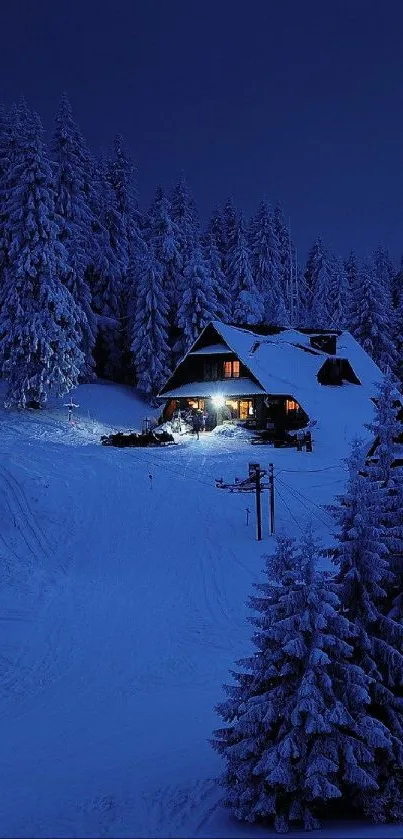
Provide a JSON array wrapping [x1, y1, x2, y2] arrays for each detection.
[[249, 462, 262, 541], [268, 463, 275, 535]]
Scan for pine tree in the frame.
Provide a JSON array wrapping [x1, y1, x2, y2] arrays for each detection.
[[303, 237, 332, 328], [365, 374, 403, 617], [146, 186, 181, 326], [345, 251, 358, 290], [222, 197, 239, 255], [273, 205, 298, 325], [204, 207, 228, 266], [327, 253, 350, 329], [90, 154, 125, 318], [0, 106, 85, 406], [203, 232, 230, 322], [107, 133, 141, 274], [106, 135, 148, 380], [212, 530, 390, 832], [0, 104, 22, 289], [249, 200, 286, 324], [170, 173, 199, 270], [391, 257, 403, 310], [229, 213, 263, 325], [52, 93, 96, 377], [86, 153, 130, 378], [372, 245, 395, 298], [177, 245, 217, 353], [348, 258, 397, 373], [333, 443, 403, 821], [131, 246, 170, 401]]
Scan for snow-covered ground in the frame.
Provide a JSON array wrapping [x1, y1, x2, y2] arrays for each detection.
[[0, 381, 400, 838]]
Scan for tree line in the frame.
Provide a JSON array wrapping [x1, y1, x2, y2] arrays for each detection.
[[0, 95, 401, 406]]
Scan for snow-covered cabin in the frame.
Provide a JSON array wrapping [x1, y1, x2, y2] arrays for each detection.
[[157, 321, 384, 439]]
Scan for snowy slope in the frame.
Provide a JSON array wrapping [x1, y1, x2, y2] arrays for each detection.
[[0, 382, 400, 838]]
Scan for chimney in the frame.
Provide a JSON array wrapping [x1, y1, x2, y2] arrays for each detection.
[[309, 334, 337, 355]]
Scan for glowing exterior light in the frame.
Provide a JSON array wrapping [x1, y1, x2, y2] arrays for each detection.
[[211, 394, 225, 408]]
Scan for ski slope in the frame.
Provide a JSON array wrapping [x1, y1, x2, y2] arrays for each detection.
[[0, 381, 400, 838]]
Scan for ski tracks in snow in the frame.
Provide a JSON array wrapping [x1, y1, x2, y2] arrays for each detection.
[[131, 778, 222, 838], [0, 463, 53, 568]]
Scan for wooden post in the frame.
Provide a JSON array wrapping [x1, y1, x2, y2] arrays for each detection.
[[269, 462, 275, 535], [249, 462, 262, 541]]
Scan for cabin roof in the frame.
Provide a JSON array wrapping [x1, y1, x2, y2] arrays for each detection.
[[203, 321, 383, 417], [161, 377, 265, 398]]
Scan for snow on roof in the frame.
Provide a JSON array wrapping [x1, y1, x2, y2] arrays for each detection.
[[189, 343, 230, 355], [159, 320, 387, 446], [207, 321, 385, 444], [161, 377, 265, 398]]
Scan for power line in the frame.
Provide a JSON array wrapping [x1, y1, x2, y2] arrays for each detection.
[[276, 476, 334, 532], [274, 485, 305, 534], [277, 476, 335, 523], [277, 464, 345, 475]]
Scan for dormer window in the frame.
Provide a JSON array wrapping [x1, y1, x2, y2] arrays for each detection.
[[224, 360, 240, 378]]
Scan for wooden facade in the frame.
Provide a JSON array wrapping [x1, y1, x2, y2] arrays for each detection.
[[158, 323, 309, 433]]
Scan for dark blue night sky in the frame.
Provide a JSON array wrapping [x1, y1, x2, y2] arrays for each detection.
[[2, 0, 403, 262]]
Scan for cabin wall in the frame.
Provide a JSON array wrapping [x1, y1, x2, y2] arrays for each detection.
[[161, 352, 252, 392]]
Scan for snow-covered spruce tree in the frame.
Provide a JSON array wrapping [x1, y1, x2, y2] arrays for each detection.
[[131, 245, 170, 402], [345, 250, 358, 290], [365, 374, 403, 617], [348, 257, 397, 373], [90, 154, 125, 318], [107, 133, 147, 381], [273, 205, 298, 325], [170, 173, 199, 272], [333, 442, 403, 821], [0, 106, 85, 407], [0, 104, 23, 290], [52, 93, 96, 378], [212, 530, 390, 833], [249, 200, 287, 324], [327, 253, 350, 329], [372, 245, 395, 298], [177, 245, 217, 353], [394, 287, 403, 383], [392, 256, 403, 310], [107, 133, 141, 274], [203, 231, 230, 322], [87, 154, 128, 379], [0, 104, 11, 282], [222, 197, 239, 256], [302, 236, 332, 328], [229, 213, 264, 325], [146, 186, 181, 327], [204, 206, 228, 267]]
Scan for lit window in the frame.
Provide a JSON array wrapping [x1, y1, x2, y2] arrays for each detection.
[[286, 399, 298, 412], [224, 361, 232, 378], [223, 360, 240, 378], [240, 400, 254, 420], [225, 399, 239, 418]]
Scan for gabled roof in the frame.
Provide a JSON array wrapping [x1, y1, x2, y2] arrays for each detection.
[[158, 320, 387, 445], [205, 321, 384, 413]]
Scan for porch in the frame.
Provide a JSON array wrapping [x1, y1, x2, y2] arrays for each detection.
[[161, 392, 309, 435]]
